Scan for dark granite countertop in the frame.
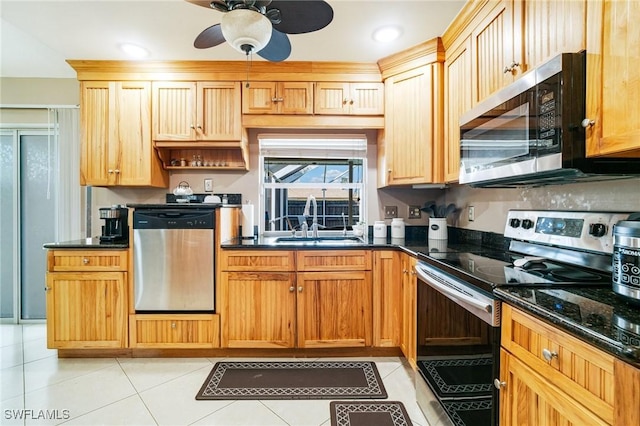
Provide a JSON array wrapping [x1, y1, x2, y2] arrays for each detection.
[[43, 237, 128, 249], [495, 286, 640, 368]]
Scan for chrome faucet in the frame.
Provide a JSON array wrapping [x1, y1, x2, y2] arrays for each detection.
[[303, 194, 318, 238]]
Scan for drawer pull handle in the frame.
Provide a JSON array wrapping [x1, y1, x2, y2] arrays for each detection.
[[171, 322, 176, 329], [493, 379, 506, 389], [542, 348, 558, 361], [83, 258, 89, 264], [298, 286, 303, 293], [289, 286, 295, 293]]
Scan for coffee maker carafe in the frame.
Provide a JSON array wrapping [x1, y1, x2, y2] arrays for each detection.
[[99, 206, 129, 242]]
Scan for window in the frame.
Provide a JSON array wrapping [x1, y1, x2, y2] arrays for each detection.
[[259, 135, 367, 234]]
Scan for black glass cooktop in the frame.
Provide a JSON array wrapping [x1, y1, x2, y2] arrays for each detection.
[[416, 248, 612, 288]]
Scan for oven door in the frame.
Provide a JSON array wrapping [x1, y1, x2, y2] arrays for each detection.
[[415, 261, 501, 426]]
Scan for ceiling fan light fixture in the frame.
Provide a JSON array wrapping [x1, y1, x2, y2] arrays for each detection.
[[221, 9, 272, 54], [372, 26, 402, 43]]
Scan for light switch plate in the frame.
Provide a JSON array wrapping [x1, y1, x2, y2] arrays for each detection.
[[408, 205, 421, 218], [204, 178, 213, 192], [384, 205, 398, 219]]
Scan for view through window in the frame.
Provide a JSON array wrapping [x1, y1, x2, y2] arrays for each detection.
[[259, 136, 367, 234]]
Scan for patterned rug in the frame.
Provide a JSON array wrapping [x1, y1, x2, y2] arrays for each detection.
[[196, 361, 387, 400], [330, 401, 413, 426], [417, 354, 493, 399]]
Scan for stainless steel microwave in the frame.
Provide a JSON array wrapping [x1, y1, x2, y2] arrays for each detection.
[[459, 52, 640, 187]]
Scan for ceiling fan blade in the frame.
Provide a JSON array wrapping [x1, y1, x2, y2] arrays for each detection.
[[194, 24, 226, 49], [185, 0, 218, 9], [257, 29, 291, 62], [269, 0, 333, 34]]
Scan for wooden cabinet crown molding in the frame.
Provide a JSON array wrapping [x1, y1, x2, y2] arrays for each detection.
[[441, 0, 492, 49], [377, 37, 445, 79], [66, 60, 382, 83]]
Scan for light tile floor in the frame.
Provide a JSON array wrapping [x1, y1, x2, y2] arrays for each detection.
[[1, 324, 432, 426]]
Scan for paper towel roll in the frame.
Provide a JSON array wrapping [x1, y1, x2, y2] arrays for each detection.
[[241, 203, 254, 238]]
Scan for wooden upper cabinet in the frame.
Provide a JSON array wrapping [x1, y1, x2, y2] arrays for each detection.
[[520, 0, 586, 71], [444, 36, 473, 183], [152, 81, 241, 142], [585, 0, 640, 157], [384, 63, 444, 185], [471, 0, 522, 103], [314, 82, 384, 115], [243, 82, 314, 114], [80, 81, 167, 187]]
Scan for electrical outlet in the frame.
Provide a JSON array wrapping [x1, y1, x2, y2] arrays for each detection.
[[384, 205, 398, 219], [408, 205, 421, 219], [204, 178, 213, 192], [468, 206, 475, 222]]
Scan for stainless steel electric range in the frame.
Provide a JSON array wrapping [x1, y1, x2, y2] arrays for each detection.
[[413, 210, 631, 426]]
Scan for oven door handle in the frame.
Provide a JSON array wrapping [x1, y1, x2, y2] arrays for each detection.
[[415, 266, 492, 314]]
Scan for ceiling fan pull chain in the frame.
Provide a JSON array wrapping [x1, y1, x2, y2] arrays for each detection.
[[245, 51, 252, 88]]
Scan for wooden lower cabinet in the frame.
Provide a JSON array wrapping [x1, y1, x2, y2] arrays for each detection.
[[400, 254, 417, 368], [372, 250, 402, 347], [500, 304, 616, 425], [45, 250, 128, 349], [129, 314, 220, 348], [297, 271, 372, 348], [220, 249, 373, 349], [221, 271, 296, 348]]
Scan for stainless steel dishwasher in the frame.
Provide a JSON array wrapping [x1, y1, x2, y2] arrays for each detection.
[[133, 209, 215, 312]]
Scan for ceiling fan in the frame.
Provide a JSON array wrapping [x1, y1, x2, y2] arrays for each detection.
[[187, 0, 334, 62]]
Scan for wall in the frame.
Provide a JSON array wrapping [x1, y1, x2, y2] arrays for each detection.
[[439, 178, 640, 234], [0, 77, 79, 105]]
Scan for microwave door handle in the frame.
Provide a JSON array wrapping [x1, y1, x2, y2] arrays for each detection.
[[415, 267, 492, 313]]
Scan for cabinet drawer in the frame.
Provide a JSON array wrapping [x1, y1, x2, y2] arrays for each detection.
[[221, 250, 295, 271], [297, 250, 372, 271], [47, 250, 128, 272], [501, 304, 614, 424], [129, 314, 220, 348]]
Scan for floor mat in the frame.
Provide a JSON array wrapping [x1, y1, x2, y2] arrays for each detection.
[[330, 401, 413, 426], [417, 355, 493, 399], [196, 361, 387, 400]]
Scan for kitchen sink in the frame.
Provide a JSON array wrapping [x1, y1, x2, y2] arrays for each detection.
[[273, 236, 365, 245]]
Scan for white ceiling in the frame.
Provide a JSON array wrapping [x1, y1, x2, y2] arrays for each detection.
[[0, 0, 465, 79]]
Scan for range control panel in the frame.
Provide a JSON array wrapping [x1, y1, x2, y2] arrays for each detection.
[[504, 210, 632, 254]]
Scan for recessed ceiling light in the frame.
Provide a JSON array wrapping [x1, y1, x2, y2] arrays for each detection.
[[372, 26, 402, 43], [119, 43, 149, 59]]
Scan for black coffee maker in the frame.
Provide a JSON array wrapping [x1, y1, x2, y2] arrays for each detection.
[[99, 206, 129, 242]]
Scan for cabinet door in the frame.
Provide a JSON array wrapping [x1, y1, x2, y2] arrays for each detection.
[[471, 0, 519, 103], [521, 0, 585, 70], [197, 81, 241, 141], [222, 271, 296, 348], [385, 66, 437, 185], [499, 349, 609, 426], [113, 81, 158, 185], [314, 82, 350, 115], [444, 37, 473, 183], [80, 81, 111, 186], [46, 271, 127, 349], [297, 271, 372, 348], [585, 0, 640, 157], [152, 82, 197, 141], [242, 82, 278, 114], [372, 251, 402, 347], [279, 82, 314, 114], [400, 255, 416, 368], [243, 82, 313, 115], [349, 83, 384, 115], [129, 314, 219, 348]]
